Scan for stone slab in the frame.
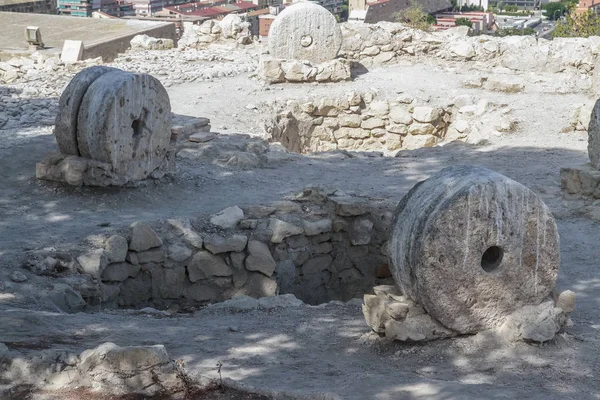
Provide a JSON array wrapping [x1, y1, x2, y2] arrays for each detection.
[[60, 39, 83, 63]]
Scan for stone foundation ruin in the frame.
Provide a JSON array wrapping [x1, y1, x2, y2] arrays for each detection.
[[266, 91, 515, 154]]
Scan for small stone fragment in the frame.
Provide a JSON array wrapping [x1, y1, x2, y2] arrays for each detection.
[[204, 234, 248, 254], [210, 206, 244, 229], [10, 271, 27, 283], [269, 218, 304, 243]]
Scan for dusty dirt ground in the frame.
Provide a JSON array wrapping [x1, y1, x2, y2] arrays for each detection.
[[1, 54, 600, 399]]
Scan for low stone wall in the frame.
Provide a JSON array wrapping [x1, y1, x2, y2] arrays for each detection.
[[258, 58, 352, 84], [339, 23, 600, 78], [265, 91, 516, 154], [25, 187, 395, 311]]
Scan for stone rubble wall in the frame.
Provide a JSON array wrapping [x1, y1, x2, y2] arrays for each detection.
[[25, 187, 396, 311], [178, 17, 254, 49], [339, 23, 600, 76], [258, 58, 352, 84], [265, 91, 516, 155]]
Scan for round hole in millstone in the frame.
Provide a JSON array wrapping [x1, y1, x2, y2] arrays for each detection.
[[480, 246, 503, 272], [389, 165, 560, 334], [76, 70, 171, 181], [300, 35, 313, 47]]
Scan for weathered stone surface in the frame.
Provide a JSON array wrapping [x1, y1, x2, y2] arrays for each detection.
[[268, 2, 342, 64], [389, 106, 412, 125], [129, 221, 163, 252], [101, 262, 140, 282], [270, 218, 304, 243], [499, 301, 566, 342], [588, 98, 600, 168], [188, 251, 232, 282], [390, 165, 560, 334], [105, 235, 128, 263], [119, 274, 152, 306], [402, 134, 437, 149], [183, 283, 220, 302], [77, 249, 109, 277], [77, 70, 172, 180], [204, 234, 248, 254], [303, 219, 332, 236], [136, 248, 166, 264], [412, 107, 440, 123], [210, 206, 244, 229], [130, 35, 174, 50], [150, 265, 187, 299], [556, 289, 576, 313], [168, 244, 192, 262], [234, 272, 277, 298], [245, 240, 276, 276], [560, 165, 600, 197], [330, 197, 367, 216], [220, 14, 244, 39], [54, 66, 118, 156], [349, 217, 374, 246], [385, 314, 456, 341], [10, 271, 27, 283]]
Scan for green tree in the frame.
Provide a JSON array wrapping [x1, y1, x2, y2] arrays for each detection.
[[553, 10, 600, 37], [497, 0, 505, 12], [455, 17, 473, 28], [393, 0, 435, 31], [542, 2, 566, 20]]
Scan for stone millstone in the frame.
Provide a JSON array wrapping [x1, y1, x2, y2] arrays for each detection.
[[390, 165, 560, 334], [268, 2, 342, 64], [588, 98, 600, 168], [54, 66, 118, 156], [77, 70, 172, 180]]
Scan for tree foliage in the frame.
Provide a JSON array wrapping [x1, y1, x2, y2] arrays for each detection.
[[553, 10, 600, 37], [393, 0, 435, 31], [455, 17, 473, 28], [542, 2, 567, 20], [495, 27, 536, 36]]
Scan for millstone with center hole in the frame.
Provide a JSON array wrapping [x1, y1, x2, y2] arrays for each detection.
[[76, 70, 171, 180], [390, 165, 560, 333], [54, 66, 119, 156], [268, 2, 342, 64]]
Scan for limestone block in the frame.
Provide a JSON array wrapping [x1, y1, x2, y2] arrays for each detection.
[[303, 219, 333, 236], [188, 251, 232, 282], [168, 244, 192, 262], [101, 262, 140, 282], [408, 122, 436, 136], [245, 240, 276, 276], [77, 249, 109, 278], [136, 248, 166, 264], [129, 221, 163, 252], [105, 235, 128, 263], [210, 206, 244, 229], [389, 106, 413, 125], [268, 2, 342, 63], [183, 283, 220, 302], [119, 274, 152, 306], [204, 234, 248, 254], [349, 218, 374, 246], [77, 70, 172, 181], [361, 117, 385, 130], [339, 114, 361, 128], [412, 107, 440, 123], [270, 218, 304, 243], [402, 134, 437, 149], [390, 165, 560, 334], [330, 197, 366, 216]]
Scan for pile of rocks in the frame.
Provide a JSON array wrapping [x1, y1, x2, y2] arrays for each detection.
[[259, 58, 351, 84], [266, 91, 516, 154], [24, 187, 394, 309], [178, 15, 254, 49]]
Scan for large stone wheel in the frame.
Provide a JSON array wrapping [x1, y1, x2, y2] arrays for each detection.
[[588, 98, 600, 168], [390, 165, 560, 334], [268, 2, 342, 64], [54, 66, 119, 156], [77, 70, 172, 180]]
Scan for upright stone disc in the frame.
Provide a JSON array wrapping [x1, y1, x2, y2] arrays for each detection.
[[390, 165, 560, 334], [268, 2, 342, 64], [588, 98, 600, 168], [77, 70, 172, 180], [54, 66, 118, 156]]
